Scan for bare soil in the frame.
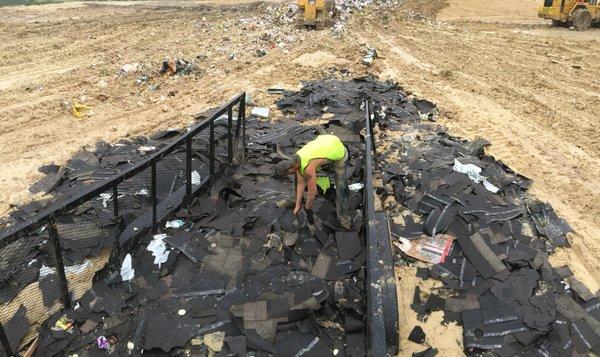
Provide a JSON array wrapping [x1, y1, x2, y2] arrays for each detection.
[[0, 0, 599, 354]]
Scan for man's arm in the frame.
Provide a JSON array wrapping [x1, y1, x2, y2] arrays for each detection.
[[303, 159, 329, 210], [294, 169, 306, 215]]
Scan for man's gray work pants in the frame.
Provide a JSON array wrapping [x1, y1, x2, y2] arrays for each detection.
[[332, 148, 352, 229]]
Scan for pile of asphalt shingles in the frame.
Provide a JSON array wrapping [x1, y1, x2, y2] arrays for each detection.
[[278, 78, 599, 356], [31, 109, 373, 355], [7, 77, 594, 356]]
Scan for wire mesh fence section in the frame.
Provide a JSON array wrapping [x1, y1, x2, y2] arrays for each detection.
[[0, 93, 246, 355]]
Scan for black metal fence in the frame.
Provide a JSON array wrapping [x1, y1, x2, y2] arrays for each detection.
[[363, 101, 400, 355], [0, 93, 246, 356]]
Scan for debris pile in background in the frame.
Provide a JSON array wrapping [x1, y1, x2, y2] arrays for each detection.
[[330, 0, 400, 33]]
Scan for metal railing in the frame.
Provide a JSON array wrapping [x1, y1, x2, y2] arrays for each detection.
[[363, 101, 399, 356], [0, 93, 246, 356]]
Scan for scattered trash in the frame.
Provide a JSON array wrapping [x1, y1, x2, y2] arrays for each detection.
[[251, 107, 270, 118], [138, 146, 156, 153], [71, 102, 92, 119], [119, 63, 141, 75], [255, 49, 267, 57], [96, 336, 110, 350], [99, 193, 112, 208], [53, 315, 74, 332], [159, 57, 197, 76], [120, 254, 135, 281], [362, 46, 377, 67], [192, 170, 201, 185], [348, 182, 364, 191], [165, 219, 184, 229], [147, 234, 170, 268], [39, 260, 92, 278], [453, 159, 499, 193], [136, 188, 149, 196], [136, 75, 149, 85], [267, 86, 286, 94], [177, 309, 186, 316], [393, 234, 455, 264], [204, 331, 225, 352]]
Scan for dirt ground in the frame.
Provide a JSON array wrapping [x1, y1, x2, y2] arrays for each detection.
[[0, 0, 599, 355]]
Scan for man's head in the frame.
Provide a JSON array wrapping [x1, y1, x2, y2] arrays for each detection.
[[274, 154, 300, 177]]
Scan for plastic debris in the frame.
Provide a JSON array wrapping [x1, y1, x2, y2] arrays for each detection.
[[393, 234, 455, 264], [71, 102, 92, 119], [165, 219, 184, 229], [267, 86, 286, 94], [160, 58, 197, 76], [53, 315, 74, 332], [362, 46, 377, 67], [120, 254, 135, 281], [99, 193, 112, 208], [192, 170, 201, 185], [147, 234, 170, 268], [119, 63, 141, 75], [177, 309, 186, 316], [294, 336, 320, 357], [453, 159, 500, 193], [138, 146, 156, 153], [251, 107, 270, 119], [40, 260, 91, 278], [348, 182, 364, 191], [97, 336, 110, 350], [135, 188, 149, 196]]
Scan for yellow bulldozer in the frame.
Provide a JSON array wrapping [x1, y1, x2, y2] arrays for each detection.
[[296, 0, 331, 30], [539, 0, 600, 31]]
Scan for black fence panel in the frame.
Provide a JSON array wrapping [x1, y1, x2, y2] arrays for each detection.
[[0, 93, 246, 355]]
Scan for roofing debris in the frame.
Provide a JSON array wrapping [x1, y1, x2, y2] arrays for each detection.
[[277, 77, 588, 355], [0, 76, 586, 356]]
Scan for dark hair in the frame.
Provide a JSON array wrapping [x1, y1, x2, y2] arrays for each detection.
[[274, 155, 299, 177]]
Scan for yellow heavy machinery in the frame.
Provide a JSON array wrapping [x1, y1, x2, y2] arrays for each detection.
[[296, 0, 331, 30], [539, 0, 600, 31]]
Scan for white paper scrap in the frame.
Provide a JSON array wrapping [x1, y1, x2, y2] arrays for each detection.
[[348, 183, 364, 191], [453, 159, 499, 193], [192, 170, 201, 185], [147, 234, 170, 268], [40, 260, 92, 278], [251, 107, 270, 118], [120, 254, 135, 281]]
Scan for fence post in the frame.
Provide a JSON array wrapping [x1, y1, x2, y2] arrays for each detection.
[[369, 108, 378, 167], [186, 137, 192, 201], [241, 94, 246, 159], [227, 106, 233, 166], [151, 161, 157, 232], [47, 220, 71, 309], [209, 119, 215, 177], [0, 321, 13, 356], [113, 184, 119, 220]]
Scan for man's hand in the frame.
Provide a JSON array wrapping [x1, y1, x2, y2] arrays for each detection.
[[293, 204, 303, 215]]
